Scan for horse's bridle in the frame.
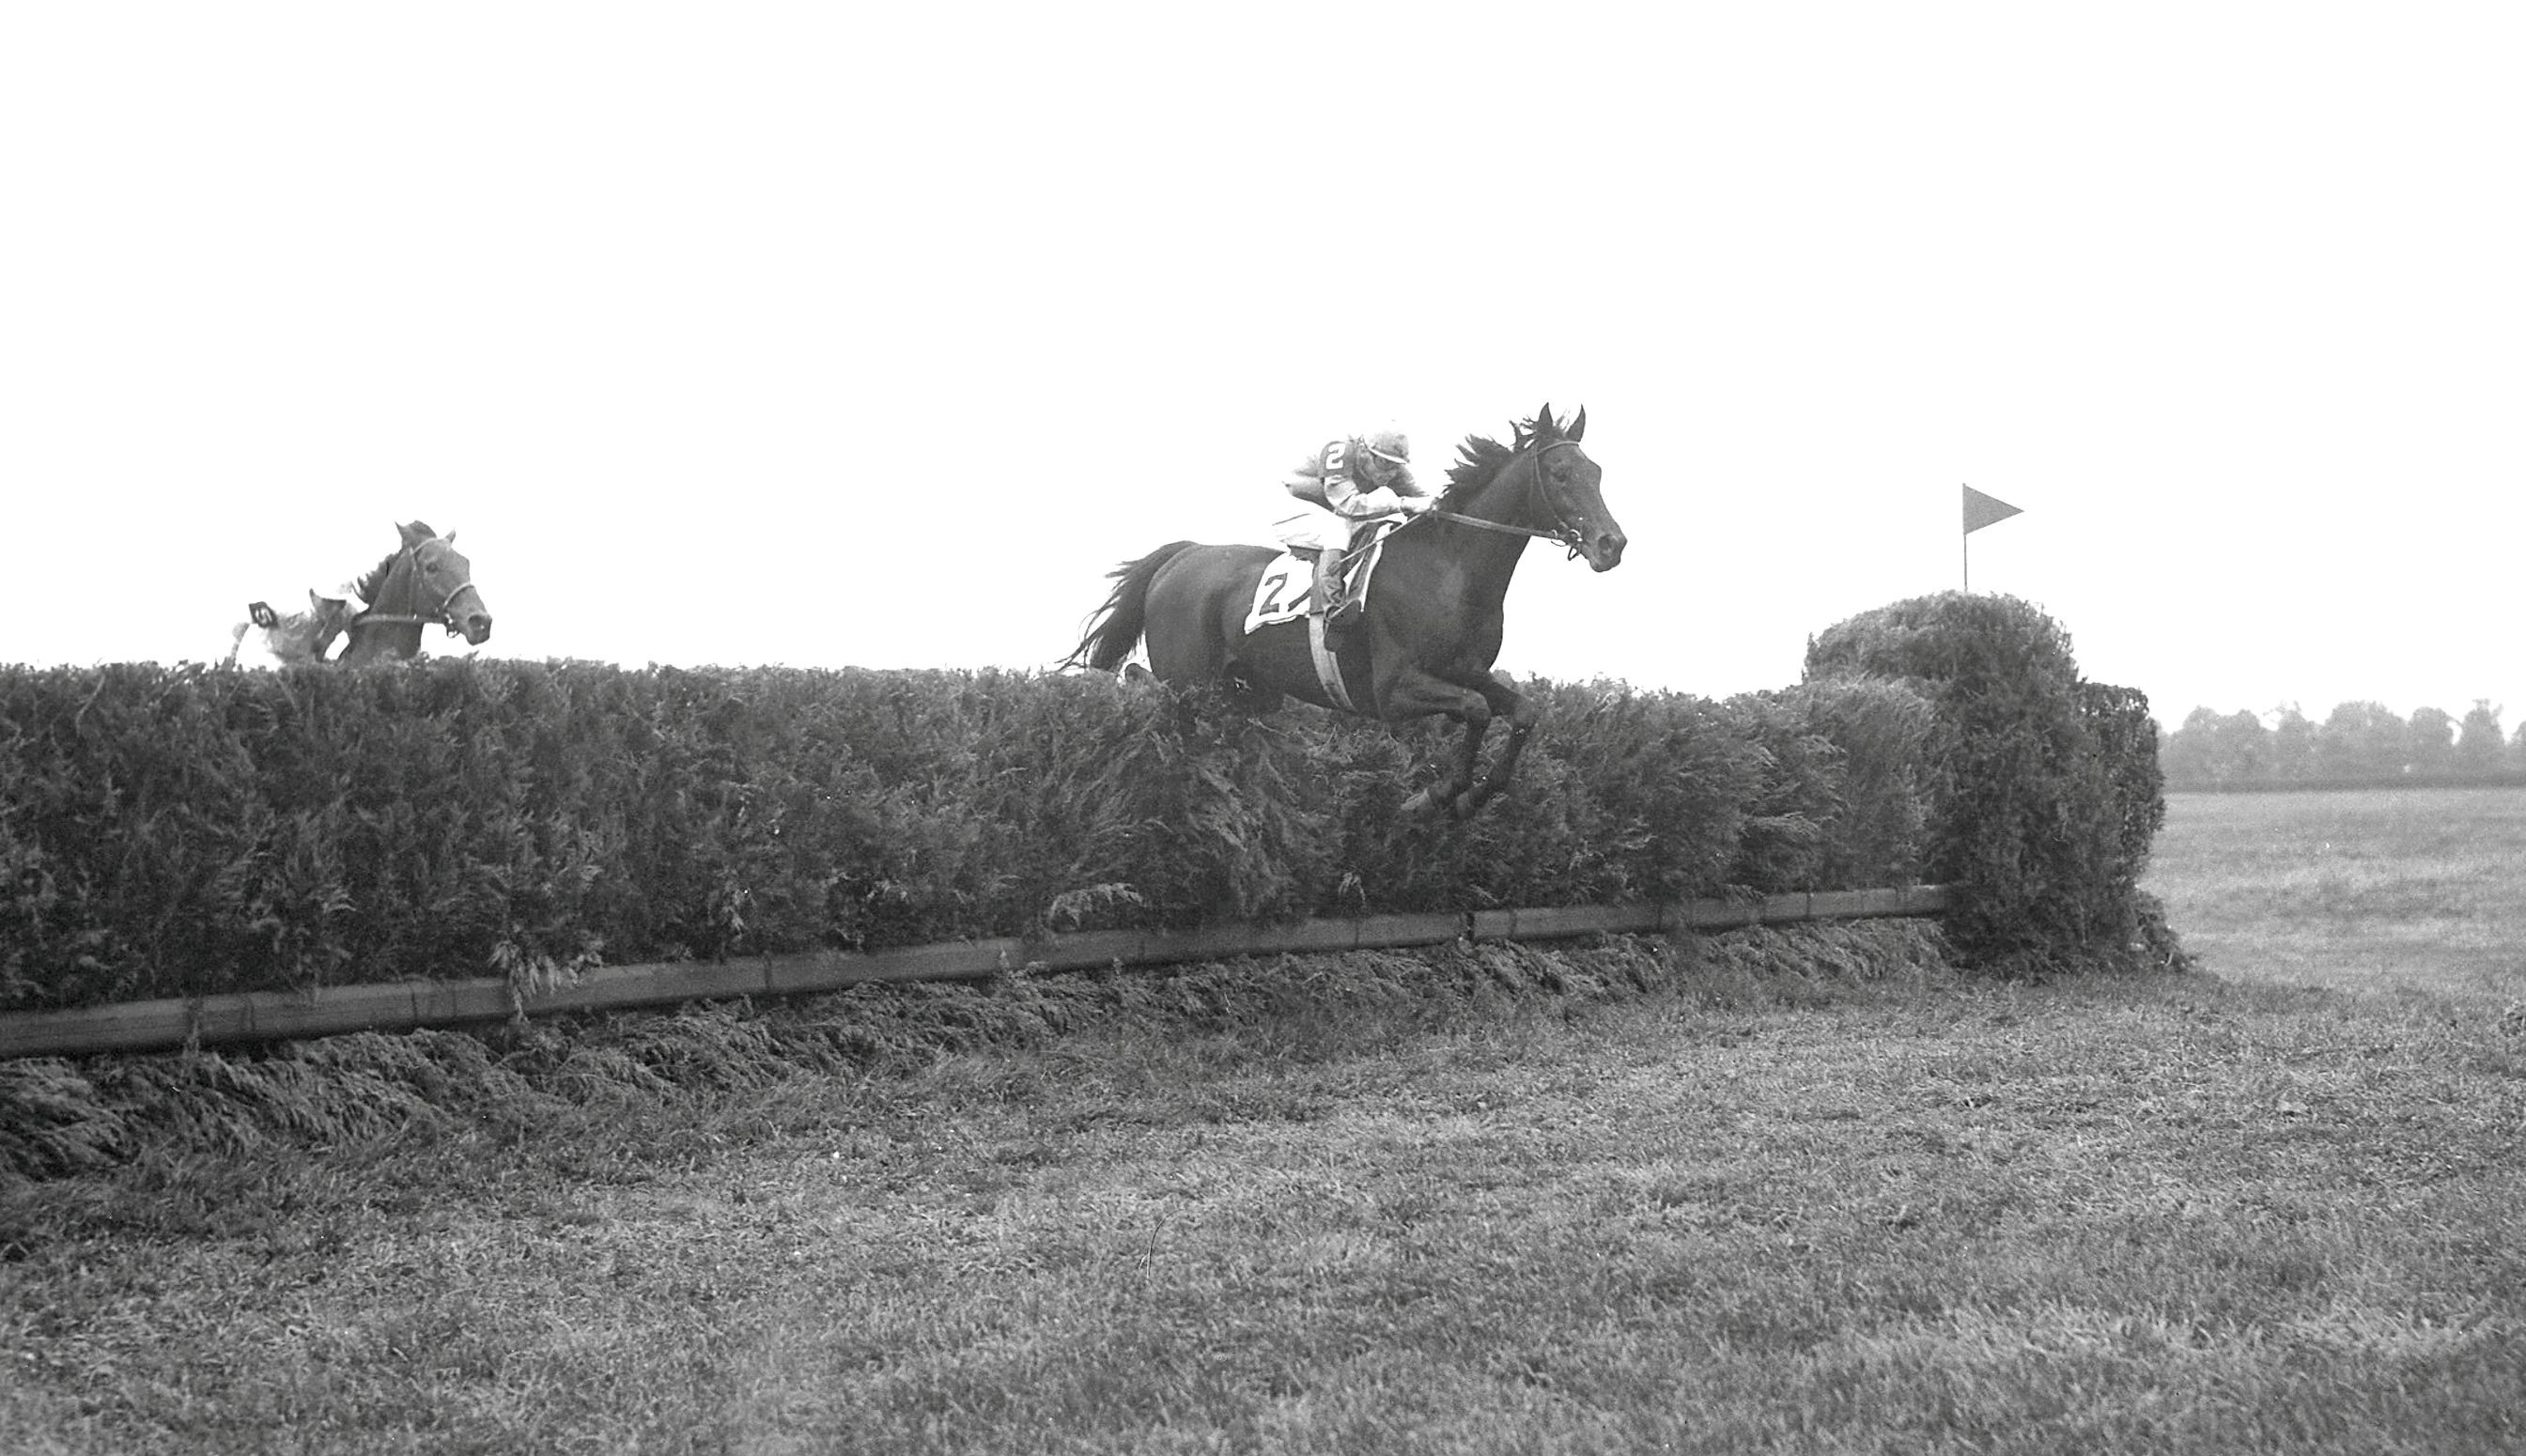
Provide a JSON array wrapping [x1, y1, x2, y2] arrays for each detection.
[[1421, 439, 1588, 556], [351, 545, 477, 631]]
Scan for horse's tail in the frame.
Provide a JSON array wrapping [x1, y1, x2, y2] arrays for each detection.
[[1064, 541, 1198, 672]]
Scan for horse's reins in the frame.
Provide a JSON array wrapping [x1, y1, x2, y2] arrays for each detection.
[[1416, 440, 1588, 557], [350, 547, 476, 631]]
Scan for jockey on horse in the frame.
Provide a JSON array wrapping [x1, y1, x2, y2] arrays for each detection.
[[225, 520, 492, 666], [1068, 403, 1623, 818], [1274, 427, 1435, 642], [227, 589, 356, 667]]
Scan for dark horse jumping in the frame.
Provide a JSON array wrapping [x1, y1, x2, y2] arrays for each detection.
[[1065, 405, 1625, 817]]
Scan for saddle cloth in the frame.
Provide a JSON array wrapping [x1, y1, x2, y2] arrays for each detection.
[[1242, 531, 1391, 637]]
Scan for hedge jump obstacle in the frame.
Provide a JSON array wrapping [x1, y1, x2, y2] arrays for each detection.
[[0, 888, 1947, 1059]]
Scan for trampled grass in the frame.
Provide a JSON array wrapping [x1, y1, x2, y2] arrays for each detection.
[[2146, 785, 2526, 1000], [5, 924, 2521, 1454]]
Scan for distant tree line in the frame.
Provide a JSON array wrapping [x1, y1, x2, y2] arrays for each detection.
[[2161, 700, 2526, 789]]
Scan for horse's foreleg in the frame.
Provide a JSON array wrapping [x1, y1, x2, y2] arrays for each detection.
[[1440, 711, 1493, 816], [1452, 673, 1542, 816], [1393, 688, 1493, 818]]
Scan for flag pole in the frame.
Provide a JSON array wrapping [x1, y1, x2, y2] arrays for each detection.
[[1960, 484, 2022, 593], [1962, 483, 1973, 591]]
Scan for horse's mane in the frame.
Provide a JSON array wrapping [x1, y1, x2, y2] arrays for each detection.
[[349, 550, 399, 606], [1436, 408, 1575, 509], [349, 520, 436, 605]]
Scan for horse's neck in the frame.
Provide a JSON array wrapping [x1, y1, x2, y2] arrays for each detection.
[[370, 551, 416, 612], [340, 553, 423, 663], [1417, 466, 1541, 604]]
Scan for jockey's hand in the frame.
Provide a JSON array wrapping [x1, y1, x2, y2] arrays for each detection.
[[1401, 496, 1436, 515]]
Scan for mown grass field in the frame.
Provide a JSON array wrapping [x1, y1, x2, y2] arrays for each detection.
[[2146, 785, 2526, 1000], [3, 791, 2522, 1454]]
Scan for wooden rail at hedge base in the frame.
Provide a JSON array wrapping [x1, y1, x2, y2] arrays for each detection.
[[0, 886, 1950, 1060]]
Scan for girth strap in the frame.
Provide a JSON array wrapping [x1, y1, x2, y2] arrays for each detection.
[[1306, 612, 1356, 713]]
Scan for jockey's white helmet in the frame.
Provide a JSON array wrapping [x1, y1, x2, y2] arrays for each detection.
[[1362, 428, 1410, 467]]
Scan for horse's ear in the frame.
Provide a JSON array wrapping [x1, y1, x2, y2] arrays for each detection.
[[442, 531, 456, 545], [1569, 406, 1587, 441]]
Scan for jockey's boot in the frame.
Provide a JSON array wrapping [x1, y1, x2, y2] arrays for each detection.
[[1312, 551, 1349, 623], [1325, 561, 1363, 637]]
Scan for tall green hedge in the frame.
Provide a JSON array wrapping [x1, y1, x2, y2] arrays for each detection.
[[1, 660, 1940, 1011], [1804, 592, 2169, 973]]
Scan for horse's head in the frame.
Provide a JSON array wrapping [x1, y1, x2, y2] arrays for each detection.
[[395, 520, 493, 645], [1519, 405, 1626, 572]]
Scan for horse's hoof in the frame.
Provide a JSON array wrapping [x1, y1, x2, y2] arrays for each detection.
[[1401, 787, 1441, 816]]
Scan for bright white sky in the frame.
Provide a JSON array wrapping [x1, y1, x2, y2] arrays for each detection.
[[6, 4, 2520, 731]]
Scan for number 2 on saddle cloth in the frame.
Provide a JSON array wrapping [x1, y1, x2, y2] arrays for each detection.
[[1258, 516, 1399, 628]]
